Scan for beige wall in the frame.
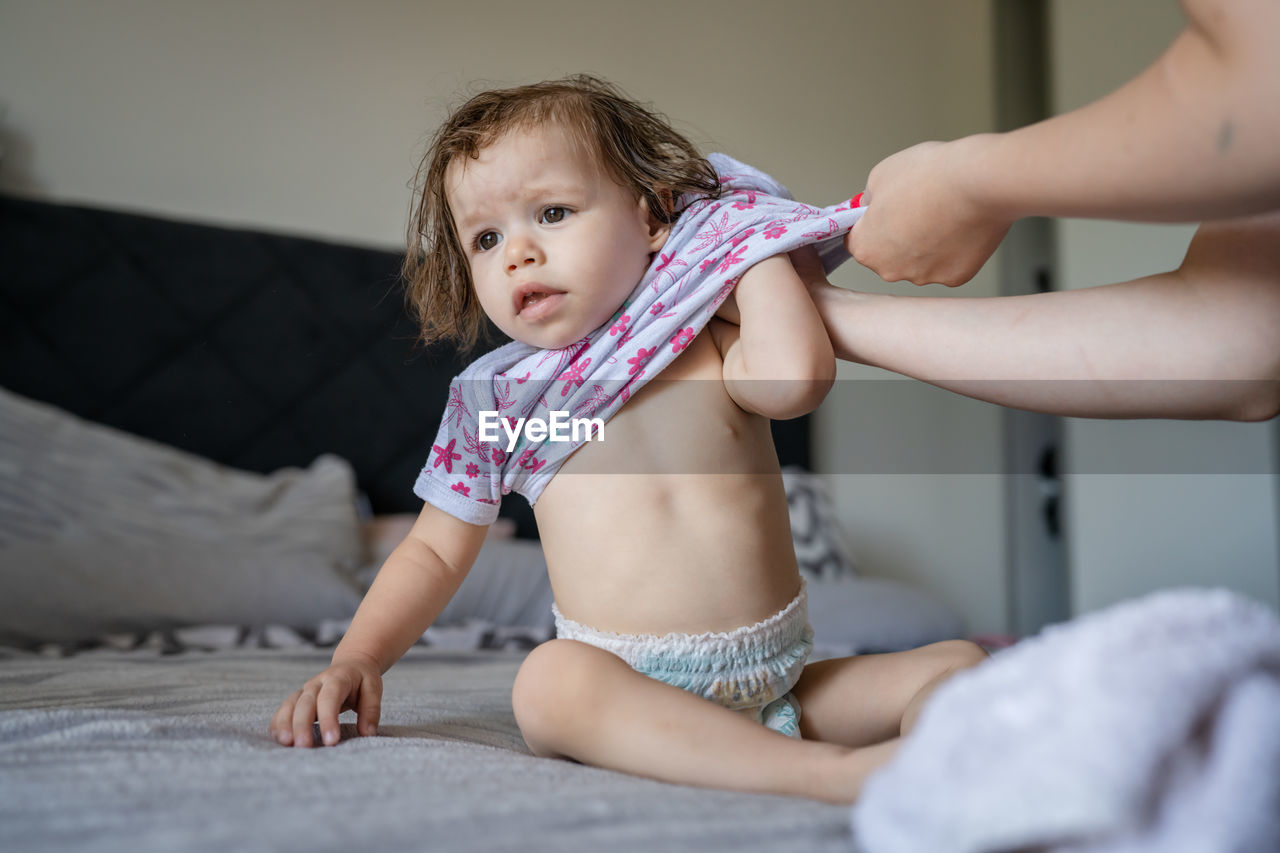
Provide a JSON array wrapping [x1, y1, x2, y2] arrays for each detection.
[[0, 0, 993, 252], [0, 0, 1009, 632], [1048, 0, 1280, 613]]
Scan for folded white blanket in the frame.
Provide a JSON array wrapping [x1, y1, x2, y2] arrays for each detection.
[[852, 588, 1280, 853]]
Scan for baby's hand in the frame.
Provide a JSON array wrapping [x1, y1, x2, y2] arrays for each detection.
[[269, 654, 382, 748]]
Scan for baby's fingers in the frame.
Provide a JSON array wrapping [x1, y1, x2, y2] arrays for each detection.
[[291, 687, 319, 748], [270, 692, 300, 746], [315, 676, 351, 747], [356, 675, 381, 737]]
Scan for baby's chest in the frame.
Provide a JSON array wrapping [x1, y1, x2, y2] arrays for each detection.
[[557, 329, 771, 477]]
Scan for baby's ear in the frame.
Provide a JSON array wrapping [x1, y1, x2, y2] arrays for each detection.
[[642, 189, 674, 251]]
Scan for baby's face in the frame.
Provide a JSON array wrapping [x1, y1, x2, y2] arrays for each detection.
[[446, 123, 667, 350]]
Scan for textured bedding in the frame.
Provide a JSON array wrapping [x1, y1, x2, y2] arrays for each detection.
[[0, 643, 855, 852]]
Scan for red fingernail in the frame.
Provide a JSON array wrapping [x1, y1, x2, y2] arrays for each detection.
[[851, 192, 865, 207]]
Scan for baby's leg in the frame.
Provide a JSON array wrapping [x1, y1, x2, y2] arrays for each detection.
[[791, 639, 988, 747], [512, 638, 895, 804]]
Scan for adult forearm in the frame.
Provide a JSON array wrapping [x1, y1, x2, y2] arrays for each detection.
[[966, 7, 1280, 224], [812, 276, 1279, 421]]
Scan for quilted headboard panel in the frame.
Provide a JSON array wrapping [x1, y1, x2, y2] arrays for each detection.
[[0, 195, 809, 532]]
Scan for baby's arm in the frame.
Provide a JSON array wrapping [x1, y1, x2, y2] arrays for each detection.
[[711, 247, 836, 419], [269, 502, 488, 748]]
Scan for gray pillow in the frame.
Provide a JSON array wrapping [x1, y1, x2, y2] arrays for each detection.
[[357, 517, 554, 632], [0, 387, 364, 647], [781, 466, 858, 579], [806, 575, 966, 656], [780, 467, 964, 654]]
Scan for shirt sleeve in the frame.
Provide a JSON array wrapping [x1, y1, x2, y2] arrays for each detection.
[[412, 375, 504, 526]]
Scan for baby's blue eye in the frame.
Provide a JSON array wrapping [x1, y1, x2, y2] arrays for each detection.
[[476, 231, 500, 252], [541, 207, 568, 224]]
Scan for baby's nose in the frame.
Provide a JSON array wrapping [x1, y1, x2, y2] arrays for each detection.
[[506, 240, 542, 271]]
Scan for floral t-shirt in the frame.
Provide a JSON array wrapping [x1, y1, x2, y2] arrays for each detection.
[[414, 154, 865, 525]]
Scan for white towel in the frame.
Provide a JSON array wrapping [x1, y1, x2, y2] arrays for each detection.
[[852, 587, 1280, 853]]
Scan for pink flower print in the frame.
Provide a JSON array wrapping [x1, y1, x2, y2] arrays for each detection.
[[491, 448, 506, 465], [514, 372, 530, 384], [681, 198, 712, 218], [465, 462, 480, 479], [803, 218, 840, 241], [446, 386, 469, 428], [610, 313, 630, 336], [516, 448, 547, 475], [627, 346, 655, 376], [654, 252, 688, 292], [615, 330, 634, 350], [451, 481, 470, 496], [573, 384, 612, 418], [494, 380, 515, 412], [729, 228, 755, 248], [764, 223, 788, 240], [714, 281, 737, 306], [715, 244, 748, 274], [432, 438, 461, 473], [463, 427, 485, 457], [558, 356, 591, 396], [620, 387, 631, 405], [649, 301, 665, 316], [692, 211, 734, 251], [731, 190, 758, 210], [670, 327, 695, 353], [699, 256, 719, 273]]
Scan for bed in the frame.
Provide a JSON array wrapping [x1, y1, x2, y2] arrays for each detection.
[[0, 194, 966, 852]]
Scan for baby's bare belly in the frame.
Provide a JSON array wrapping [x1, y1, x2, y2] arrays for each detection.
[[532, 332, 802, 635], [536, 471, 802, 635]]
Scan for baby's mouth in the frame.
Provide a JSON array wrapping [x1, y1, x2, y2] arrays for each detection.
[[513, 285, 565, 318]]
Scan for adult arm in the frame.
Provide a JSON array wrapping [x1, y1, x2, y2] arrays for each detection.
[[848, 0, 1280, 286], [814, 212, 1280, 421]]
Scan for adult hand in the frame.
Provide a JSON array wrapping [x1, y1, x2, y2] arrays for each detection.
[[846, 138, 1013, 287]]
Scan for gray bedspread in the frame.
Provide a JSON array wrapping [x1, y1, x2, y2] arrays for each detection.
[[0, 644, 854, 852]]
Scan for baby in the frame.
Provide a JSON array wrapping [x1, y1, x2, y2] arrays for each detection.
[[270, 75, 986, 803]]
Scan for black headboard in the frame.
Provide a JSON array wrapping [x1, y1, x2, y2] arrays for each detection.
[[1, 195, 809, 534]]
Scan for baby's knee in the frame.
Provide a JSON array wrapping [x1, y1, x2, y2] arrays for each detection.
[[511, 639, 596, 756], [934, 639, 989, 674]]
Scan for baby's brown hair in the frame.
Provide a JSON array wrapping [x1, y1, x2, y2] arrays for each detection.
[[403, 74, 722, 352]]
